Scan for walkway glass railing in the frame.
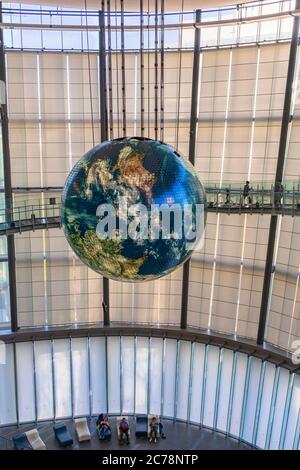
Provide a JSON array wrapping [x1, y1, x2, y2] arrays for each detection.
[[0, 183, 299, 234]]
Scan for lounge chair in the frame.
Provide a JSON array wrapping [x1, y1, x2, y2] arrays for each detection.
[[13, 433, 32, 450], [74, 418, 91, 442], [25, 428, 46, 450], [53, 423, 73, 447], [135, 415, 148, 437]]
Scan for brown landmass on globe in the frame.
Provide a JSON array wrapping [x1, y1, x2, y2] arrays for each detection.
[[69, 228, 147, 280], [113, 145, 156, 201]]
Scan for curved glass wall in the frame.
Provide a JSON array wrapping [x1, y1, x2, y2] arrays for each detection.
[[0, 0, 299, 354], [0, 333, 300, 450]]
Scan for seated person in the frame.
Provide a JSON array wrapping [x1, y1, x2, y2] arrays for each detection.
[[98, 416, 111, 441], [96, 413, 104, 429], [149, 417, 159, 443], [119, 417, 130, 445], [158, 418, 166, 439]]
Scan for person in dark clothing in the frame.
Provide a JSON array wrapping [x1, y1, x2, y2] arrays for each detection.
[[119, 417, 130, 445], [96, 413, 104, 429], [225, 188, 230, 205], [98, 416, 111, 441], [243, 181, 252, 205], [158, 418, 166, 439], [274, 182, 284, 208], [149, 417, 159, 443]]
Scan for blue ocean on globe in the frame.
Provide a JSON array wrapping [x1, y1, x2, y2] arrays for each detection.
[[61, 137, 206, 282]]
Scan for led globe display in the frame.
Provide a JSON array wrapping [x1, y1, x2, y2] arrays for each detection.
[[61, 137, 206, 282]]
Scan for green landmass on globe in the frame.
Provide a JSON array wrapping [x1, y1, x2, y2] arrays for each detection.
[[61, 137, 206, 282]]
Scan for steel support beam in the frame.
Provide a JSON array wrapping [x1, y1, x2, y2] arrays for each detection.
[[180, 9, 201, 330], [0, 2, 18, 332], [99, 7, 110, 326], [257, 1, 300, 345]]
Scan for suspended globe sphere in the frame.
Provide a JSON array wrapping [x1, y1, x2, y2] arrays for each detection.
[[61, 137, 206, 282]]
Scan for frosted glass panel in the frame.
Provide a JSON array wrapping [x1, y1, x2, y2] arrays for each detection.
[[283, 374, 300, 450], [71, 338, 89, 417], [189, 343, 205, 424], [53, 339, 72, 418], [149, 337, 163, 416], [256, 362, 276, 449], [89, 337, 107, 414], [203, 345, 219, 428], [229, 352, 248, 437], [0, 343, 16, 425], [176, 341, 191, 421], [242, 357, 262, 442], [16, 342, 35, 423], [107, 336, 121, 414], [135, 337, 149, 414], [269, 367, 289, 449], [216, 348, 234, 432], [122, 337, 135, 414], [34, 340, 54, 420], [162, 339, 177, 418]]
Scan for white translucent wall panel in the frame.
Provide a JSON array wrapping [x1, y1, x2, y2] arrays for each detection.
[[195, 44, 286, 184], [0, 343, 17, 425], [110, 268, 182, 326], [176, 341, 191, 421], [15, 228, 102, 328], [7, 52, 99, 187], [256, 362, 276, 449], [89, 337, 107, 414], [107, 336, 121, 414], [228, 352, 248, 437], [267, 217, 300, 352], [15, 342, 35, 423], [122, 336, 135, 414], [203, 345, 219, 428], [135, 337, 149, 414], [216, 348, 234, 432], [284, 374, 300, 449], [162, 339, 177, 418], [34, 340, 54, 420], [188, 213, 269, 340], [189, 342, 205, 424], [242, 357, 262, 443], [269, 367, 290, 449], [71, 338, 89, 417], [149, 338, 163, 416], [53, 339, 72, 419]]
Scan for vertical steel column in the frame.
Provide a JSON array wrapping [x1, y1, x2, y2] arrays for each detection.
[[119, 336, 123, 415], [200, 343, 208, 427], [12, 342, 19, 426], [140, 0, 144, 137], [50, 339, 56, 421], [154, 0, 158, 140], [99, 7, 110, 325], [69, 337, 75, 419], [87, 336, 92, 418], [106, 0, 114, 140], [120, 0, 126, 136], [160, 0, 164, 142], [180, 10, 201, 330], [257, 1, 300, 344], [32, 341, 38, 424], [0, 2, 17, 332]]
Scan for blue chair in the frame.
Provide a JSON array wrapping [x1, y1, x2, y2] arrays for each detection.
[[53, 423, 73, 447], [13, 433, 32, 450], [135, 415, 148, 437]]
